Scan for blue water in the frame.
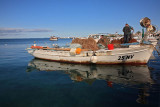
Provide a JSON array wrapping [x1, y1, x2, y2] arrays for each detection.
[[0, 38, 160, 107]]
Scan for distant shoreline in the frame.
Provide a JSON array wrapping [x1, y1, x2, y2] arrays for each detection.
[[0, 38, 50, 40], [0, 38, 74, 40]]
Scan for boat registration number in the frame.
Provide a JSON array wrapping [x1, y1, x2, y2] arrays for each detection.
[[118, 54, 134, 60]]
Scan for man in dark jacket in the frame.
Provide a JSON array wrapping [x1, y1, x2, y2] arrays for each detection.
[[123, 24, 133, 43]]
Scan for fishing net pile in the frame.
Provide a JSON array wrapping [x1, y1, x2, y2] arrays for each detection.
[[111, 38, 137, 44], [71, 37, 138, 50], [97, 37, 110, 47], [71, 38, 99, 51], [128, 38, 137, 43], [111, 38, 124, 44], [111, 38, 124, 48], [111, 38, 138, 48]]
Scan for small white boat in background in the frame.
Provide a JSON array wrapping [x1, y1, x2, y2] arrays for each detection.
[[50, 36, 58, 41]]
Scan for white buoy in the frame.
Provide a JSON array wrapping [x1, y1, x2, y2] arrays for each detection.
[[91, 56, 97, 63]]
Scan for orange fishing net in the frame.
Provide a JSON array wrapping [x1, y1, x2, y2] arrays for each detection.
[[71, 38, 99, 51], [72, 37, 137, 50], [111, 38, 137, 48]]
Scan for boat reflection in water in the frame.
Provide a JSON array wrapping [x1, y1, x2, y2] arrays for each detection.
[[27, 58, 154, 104], [27, 58, 153, 84]]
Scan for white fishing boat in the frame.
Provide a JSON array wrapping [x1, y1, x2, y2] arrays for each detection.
[[27, 17, 158, 65], [50, 36, 58, 41], [27, 44, 154, 65]]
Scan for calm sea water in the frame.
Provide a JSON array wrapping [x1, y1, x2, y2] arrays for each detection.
[[0, 38, 160, 107]]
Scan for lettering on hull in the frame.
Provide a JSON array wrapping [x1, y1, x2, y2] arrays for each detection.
[[118, 54, 134, 60]]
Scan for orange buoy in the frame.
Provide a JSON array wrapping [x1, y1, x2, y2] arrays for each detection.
[[76, 48, 81, 54]]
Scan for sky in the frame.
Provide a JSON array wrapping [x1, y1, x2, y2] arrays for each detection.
[[0, 0, 160, 39]]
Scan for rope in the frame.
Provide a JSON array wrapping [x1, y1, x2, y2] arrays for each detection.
[[154, 46, 160, 57]]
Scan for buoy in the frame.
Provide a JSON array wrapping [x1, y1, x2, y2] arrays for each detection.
[[91, 56, 97, 63], [76, 48, 81, 54]]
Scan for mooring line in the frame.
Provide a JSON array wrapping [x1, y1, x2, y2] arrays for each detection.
[[154, 47, 160, 57]]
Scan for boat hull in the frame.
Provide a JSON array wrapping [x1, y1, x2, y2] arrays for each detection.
[[27, 45, 154, 65], [50, 38, 58, 41]]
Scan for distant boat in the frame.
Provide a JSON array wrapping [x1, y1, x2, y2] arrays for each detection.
[[50, 36, 58, 41]]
